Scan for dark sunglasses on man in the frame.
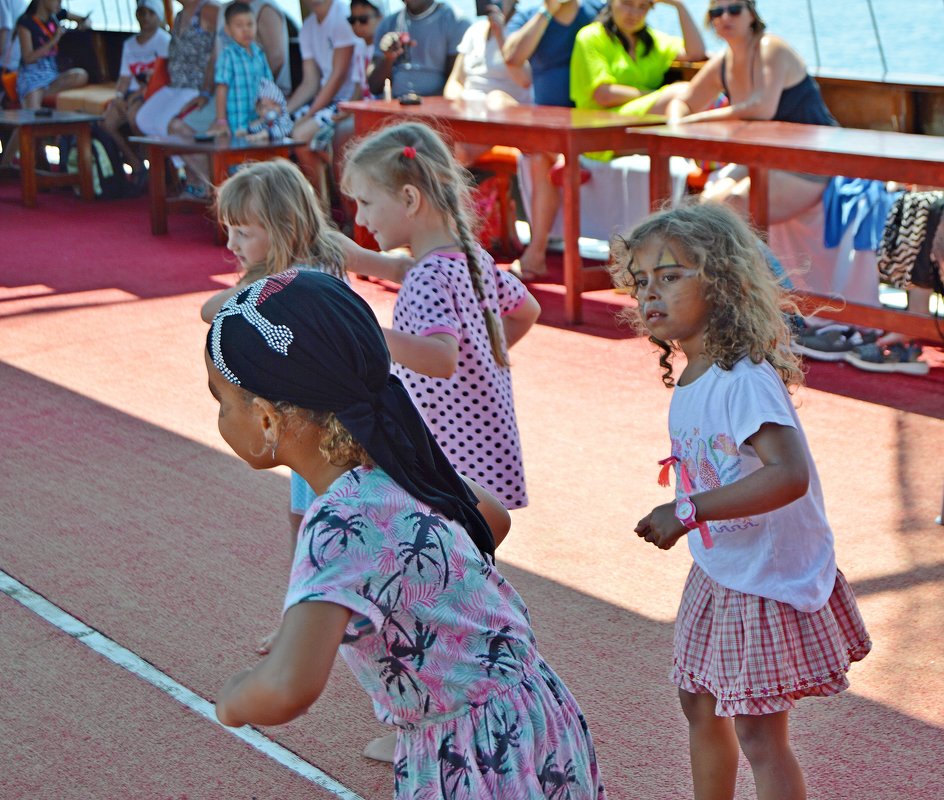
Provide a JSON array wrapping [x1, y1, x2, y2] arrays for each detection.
[[708, 3, 744, 19], [348, 13, 376, 24]]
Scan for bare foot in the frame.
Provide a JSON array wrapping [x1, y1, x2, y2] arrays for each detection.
[[876, 331, 906, 346], [508, 247, 548, 282], [256, 627, 278, 656], [362, 732, 397, 764]]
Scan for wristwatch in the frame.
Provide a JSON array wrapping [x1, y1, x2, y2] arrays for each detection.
[[675, 496, 700, 530], [676, 495, 714, 549]]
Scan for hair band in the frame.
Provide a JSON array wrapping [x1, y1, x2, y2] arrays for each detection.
[[402, 146, 417, 159]]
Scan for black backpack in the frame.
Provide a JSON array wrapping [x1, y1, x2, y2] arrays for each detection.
[[60, 123, 135, 200]]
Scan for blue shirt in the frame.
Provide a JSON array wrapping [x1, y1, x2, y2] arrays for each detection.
[[373, 4, 469, 97], [505, 0, 604, 107], [215, 41, 273, 131]]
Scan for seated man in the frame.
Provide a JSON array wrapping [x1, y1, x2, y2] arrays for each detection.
[[285, 0, 357, 183], [101, 0, 171, 186], [367, 0, 468, 99]]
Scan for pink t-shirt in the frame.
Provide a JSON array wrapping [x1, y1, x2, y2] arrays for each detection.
[[392, 246, 528, 509]]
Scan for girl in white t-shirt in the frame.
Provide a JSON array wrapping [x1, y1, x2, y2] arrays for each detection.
[[611, 202, 871, 800]]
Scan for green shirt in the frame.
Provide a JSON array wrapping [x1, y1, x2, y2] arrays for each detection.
[[570, 22, 682, 112]]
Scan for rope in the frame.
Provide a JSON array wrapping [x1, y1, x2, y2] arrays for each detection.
[[864, 0, 889, 80], [804, 0, 821, 72]]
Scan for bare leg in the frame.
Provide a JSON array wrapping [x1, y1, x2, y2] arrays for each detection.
[[102, 102, 144, 174], [702, 168, 826, 225], [45, 68, 88, 95], [734, 711, 806, 800], [515, 151, 559, 278], [20, 89, 43, 109], [679, 689, 740, 800], [168, 117, 211, 190]]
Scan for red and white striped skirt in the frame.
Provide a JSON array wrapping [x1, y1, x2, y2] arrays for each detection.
[[671, 563, 872, 717]]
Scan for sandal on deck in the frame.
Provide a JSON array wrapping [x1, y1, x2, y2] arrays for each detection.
[[844, 342, 930, 375], [508, 259, 548, 283]]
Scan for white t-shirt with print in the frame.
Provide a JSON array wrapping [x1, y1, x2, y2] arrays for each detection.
[[298, 0, 358, 105], [119, 28, 171, 91], [668, 357, 837, 612], [457, 18, 531, 104]]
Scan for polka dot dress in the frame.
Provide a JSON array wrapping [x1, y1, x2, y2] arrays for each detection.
[[392, 246, 528, 509]]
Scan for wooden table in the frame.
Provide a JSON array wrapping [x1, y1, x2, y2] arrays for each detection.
[[340, 97, 662, 324], [0, 109, 98, 207], [130, 135, 300, 236], [633, 120, 944, 340]]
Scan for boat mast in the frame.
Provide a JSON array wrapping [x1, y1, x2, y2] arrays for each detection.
[[863, 0, 889, 80]]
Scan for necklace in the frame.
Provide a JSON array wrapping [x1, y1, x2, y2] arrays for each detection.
[[407, 2, 438, 21]]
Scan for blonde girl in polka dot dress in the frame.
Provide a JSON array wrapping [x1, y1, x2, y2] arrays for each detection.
[[342, 121, 540, 512]]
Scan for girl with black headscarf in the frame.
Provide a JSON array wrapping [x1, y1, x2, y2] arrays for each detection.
[[207, 268, 606, 798]]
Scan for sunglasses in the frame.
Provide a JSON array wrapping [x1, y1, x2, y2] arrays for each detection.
[[708, 3, 744, 19], [348, 13, 376, 24]]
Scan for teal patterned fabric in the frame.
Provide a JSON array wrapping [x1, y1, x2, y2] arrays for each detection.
[[285, 465, 607, 799]]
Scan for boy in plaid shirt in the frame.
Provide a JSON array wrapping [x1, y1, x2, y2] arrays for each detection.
[[207, 1, 273, 137]]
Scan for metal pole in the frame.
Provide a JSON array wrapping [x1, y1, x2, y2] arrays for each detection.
[[864, 0, 889, 80], [804, 0, 821, 71]]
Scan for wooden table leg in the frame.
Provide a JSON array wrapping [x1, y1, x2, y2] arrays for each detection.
[[148, 146, 168, 235], [19, 124, 37, 208], [648, 151, 671, 213], [75, 124, 94, 201], [212, 153, 227, 245], [561, 146, 583, 325], [749, 165, 770, 232]]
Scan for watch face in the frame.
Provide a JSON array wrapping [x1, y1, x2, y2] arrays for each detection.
[[677, 501, 694, 520]]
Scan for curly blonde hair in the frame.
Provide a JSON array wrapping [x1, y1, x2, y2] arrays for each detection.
[[268, 401, 373, 467], [608, 202, 803, 389], [215, 158, 346, 285]]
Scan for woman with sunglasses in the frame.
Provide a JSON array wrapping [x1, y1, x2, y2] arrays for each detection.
[[668, 0, 838, 224]]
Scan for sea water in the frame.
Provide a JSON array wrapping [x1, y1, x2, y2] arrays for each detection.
[[65, 0, 941, 84]]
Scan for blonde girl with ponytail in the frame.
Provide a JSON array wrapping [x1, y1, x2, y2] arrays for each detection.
[[342, 121, 539, 513]]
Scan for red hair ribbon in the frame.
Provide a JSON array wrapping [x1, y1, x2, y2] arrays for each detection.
[[402, 146, 416, 159]]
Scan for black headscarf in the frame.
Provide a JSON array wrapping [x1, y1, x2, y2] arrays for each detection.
[[207, 269, 495, 556]]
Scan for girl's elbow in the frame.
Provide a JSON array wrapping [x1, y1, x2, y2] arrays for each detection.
[[431, 357, 459, 379], [786, 465, 810, 503]]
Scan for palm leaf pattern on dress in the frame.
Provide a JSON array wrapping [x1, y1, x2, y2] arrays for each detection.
[[308, 508, 368, 565], [399, 511, 451, 588], [474, 707, 521, 776]]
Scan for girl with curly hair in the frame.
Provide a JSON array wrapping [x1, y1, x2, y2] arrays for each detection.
[[610, 203, 871, 800], [206, 269, 606, 798]]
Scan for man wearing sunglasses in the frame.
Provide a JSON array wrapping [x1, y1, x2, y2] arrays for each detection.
[[666, 0, 839, 226]]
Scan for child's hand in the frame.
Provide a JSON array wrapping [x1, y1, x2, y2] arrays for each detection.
[[635, 503, 686, 550], [207, 120, 230, 138], [256, 626, 279, 656]]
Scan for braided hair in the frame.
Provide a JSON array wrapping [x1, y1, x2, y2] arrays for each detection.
[[341, 121, 509, 368]]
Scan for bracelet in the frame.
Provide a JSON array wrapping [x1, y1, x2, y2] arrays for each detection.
[[215, 118, 228, 125], [540, 8, 553, 21]]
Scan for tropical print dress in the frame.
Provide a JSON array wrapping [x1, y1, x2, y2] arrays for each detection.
[[285, 466, 606, 799]]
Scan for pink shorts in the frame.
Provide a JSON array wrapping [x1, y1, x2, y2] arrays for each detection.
[[671, 563, 871, 716]]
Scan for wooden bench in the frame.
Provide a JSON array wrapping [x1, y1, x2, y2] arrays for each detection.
[[0, 109, 97, 206], [54, 83, 118, 115], [130, 134, 301, 240], [631, 120, 944, 341]]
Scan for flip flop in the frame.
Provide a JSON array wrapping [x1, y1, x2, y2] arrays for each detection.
[[508, 259, 548, 283]]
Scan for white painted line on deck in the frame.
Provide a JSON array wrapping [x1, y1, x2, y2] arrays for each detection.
[[0, 570, 365, 800]]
